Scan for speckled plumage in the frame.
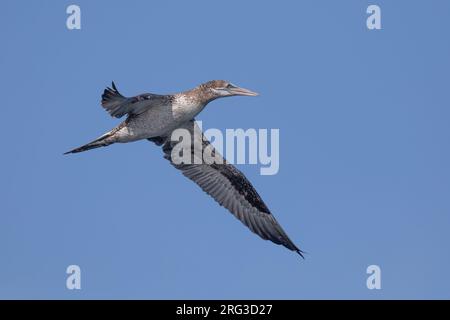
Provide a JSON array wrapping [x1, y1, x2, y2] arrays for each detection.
[[65, 80, 303, 257]]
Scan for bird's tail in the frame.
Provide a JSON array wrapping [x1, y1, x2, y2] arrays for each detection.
[[64, 132, 114, 154]]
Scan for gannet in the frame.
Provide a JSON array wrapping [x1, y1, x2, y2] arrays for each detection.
[[65, 80, 303, 257]]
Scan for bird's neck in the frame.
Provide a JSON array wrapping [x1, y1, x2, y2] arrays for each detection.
[[178, 86, 216, 107]]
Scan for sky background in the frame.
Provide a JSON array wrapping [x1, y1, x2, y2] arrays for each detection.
[[1, 0, 449, 299]]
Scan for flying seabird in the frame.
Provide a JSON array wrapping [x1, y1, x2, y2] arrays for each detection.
[[65, 80, 303, 257]]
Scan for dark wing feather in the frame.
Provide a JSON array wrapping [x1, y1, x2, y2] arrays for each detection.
[[149, 120, 303, 256], [101, 82, 172, 118]]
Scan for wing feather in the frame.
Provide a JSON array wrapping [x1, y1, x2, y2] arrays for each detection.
[[101, 82, 172, 118]]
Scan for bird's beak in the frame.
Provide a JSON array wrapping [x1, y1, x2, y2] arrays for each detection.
[[228, 86, 259, 96]]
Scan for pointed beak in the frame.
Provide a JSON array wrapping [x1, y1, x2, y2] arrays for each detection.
[[229, 86, 259, 96]]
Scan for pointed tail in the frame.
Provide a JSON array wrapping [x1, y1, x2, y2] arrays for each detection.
[[64, 133, 114, 155]]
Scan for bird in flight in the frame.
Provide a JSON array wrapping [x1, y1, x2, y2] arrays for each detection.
[[65, 80, 303, 257]]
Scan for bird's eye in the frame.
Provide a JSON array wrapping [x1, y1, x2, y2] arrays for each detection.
[[226, 83, 235, 89]]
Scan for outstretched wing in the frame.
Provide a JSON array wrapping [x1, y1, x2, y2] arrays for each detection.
[[149, 120, 303, 256], [101, 82, 172, 118]]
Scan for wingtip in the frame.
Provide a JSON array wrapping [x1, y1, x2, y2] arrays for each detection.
[[296, 249, 306, 259]]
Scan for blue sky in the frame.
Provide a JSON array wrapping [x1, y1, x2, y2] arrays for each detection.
[[1, 0, 449, 299]]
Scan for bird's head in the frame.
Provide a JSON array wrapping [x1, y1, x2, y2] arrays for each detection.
[[199, 80, 258, 102]]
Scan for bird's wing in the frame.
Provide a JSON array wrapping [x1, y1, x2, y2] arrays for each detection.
[[149, 119, 303, 256], [101, 82, 171, 118]]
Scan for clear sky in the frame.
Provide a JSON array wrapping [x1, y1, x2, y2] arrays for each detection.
[[1, 0, 449, 299]]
